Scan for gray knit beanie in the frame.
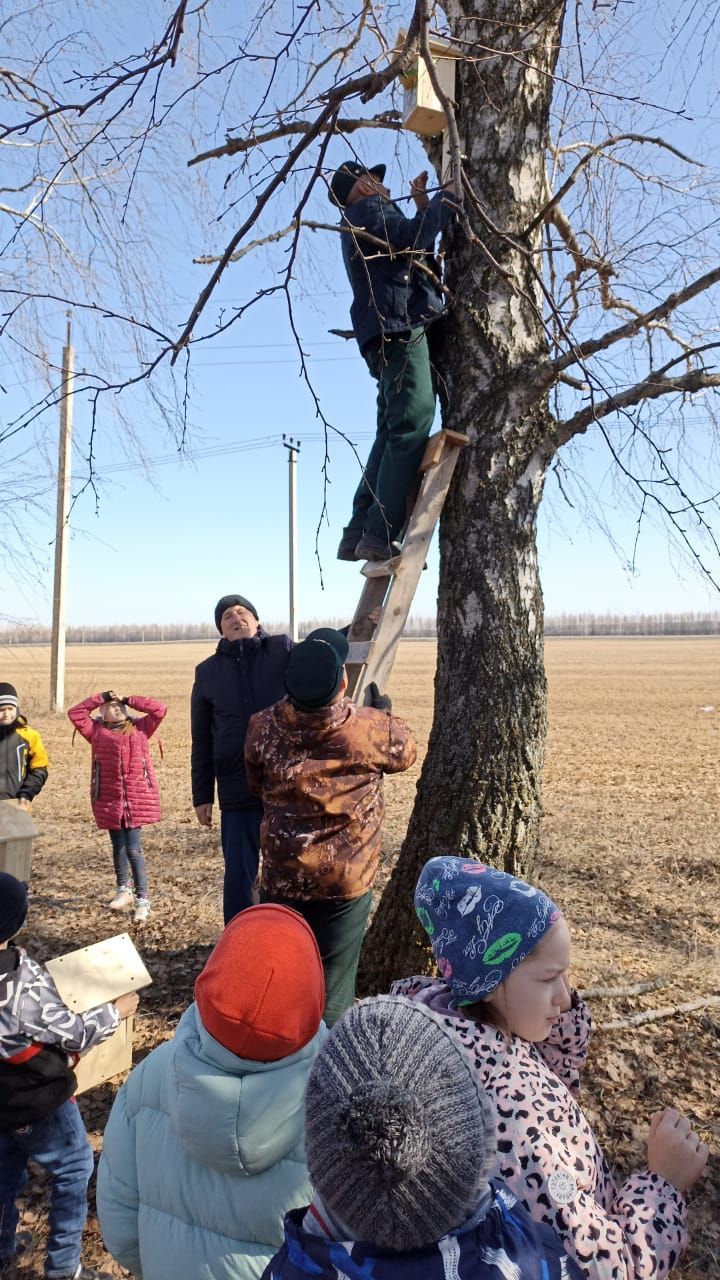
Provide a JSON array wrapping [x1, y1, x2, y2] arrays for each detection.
[[304, 994, 497, 1251]]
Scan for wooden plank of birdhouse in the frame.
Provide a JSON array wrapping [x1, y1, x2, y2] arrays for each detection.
[[394, 29, 462, 62], [45, 933, 152, 1011], [73, 1017, 134, 1095], [403, 55, 457, 138], [45, 935, 151, 1094]]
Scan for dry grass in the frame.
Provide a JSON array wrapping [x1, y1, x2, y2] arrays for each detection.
[[1, 637, 718, 1277]]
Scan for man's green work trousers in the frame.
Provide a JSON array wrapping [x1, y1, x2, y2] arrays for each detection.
[[259, 888, 373, 1026], [345, 327, 436, 547]]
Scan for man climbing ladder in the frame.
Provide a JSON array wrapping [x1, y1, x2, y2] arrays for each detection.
[[329, 158, 459, 563]]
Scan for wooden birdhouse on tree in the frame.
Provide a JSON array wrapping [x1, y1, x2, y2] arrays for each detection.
[[398, 31, 460, 138], [0, 799, 37, 882]]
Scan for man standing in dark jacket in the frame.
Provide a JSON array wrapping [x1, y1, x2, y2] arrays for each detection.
[[191, 595, 292, 922], [331, 159, 459, 562]]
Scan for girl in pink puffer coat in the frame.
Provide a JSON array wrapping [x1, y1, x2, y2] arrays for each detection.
[[68, 691, 167, 924]]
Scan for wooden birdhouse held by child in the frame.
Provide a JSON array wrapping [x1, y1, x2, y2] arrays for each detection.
[[398, 31, 460, 138], [0, 799, 37, 882], [45, 932, 152, 1093]]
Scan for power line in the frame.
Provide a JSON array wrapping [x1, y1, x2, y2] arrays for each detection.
[[92, 431, 373, 477], [1, 351, 356, 392]]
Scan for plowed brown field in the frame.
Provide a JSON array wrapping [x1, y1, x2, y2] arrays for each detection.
[[1, 637, 717, 1277]]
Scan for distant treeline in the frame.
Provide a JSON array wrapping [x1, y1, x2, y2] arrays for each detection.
[[0, 612, 719, 644], [0, 617, 440, 644], [544, 612, 720, 636]]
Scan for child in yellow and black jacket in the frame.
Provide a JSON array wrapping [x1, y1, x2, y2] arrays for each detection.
[[0, 683, 49, 809]]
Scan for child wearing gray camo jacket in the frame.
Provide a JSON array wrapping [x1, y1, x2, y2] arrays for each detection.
[[0, 873, 138, 1280]]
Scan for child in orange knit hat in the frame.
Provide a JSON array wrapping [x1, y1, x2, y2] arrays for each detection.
[[97, 905, 326, 1280]]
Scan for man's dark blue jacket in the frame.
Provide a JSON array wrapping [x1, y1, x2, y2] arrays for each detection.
[[191, 631, 292, 811], [341, 189, 458, 352]]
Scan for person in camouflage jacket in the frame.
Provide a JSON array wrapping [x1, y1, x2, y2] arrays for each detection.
[[245, 628, 416, 1024]]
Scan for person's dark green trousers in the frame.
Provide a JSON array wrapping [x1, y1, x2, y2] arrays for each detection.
[[260, 889, 373, 1026], [345, 327, 436, 548]]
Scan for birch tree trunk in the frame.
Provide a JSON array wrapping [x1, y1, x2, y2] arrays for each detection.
[[359, 0, 565, 991]]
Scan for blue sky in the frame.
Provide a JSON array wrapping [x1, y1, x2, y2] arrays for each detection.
[[2, 1, 720, 628], [5, 294, 717, 629]]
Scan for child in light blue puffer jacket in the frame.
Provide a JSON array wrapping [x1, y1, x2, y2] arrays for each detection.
[[97, 904, 327, 1280]]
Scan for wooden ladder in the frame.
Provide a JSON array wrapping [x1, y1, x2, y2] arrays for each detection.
[[346, 428, 469, 704]]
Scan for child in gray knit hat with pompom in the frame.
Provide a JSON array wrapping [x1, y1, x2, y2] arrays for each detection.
[[262, 995, 582, 1280]]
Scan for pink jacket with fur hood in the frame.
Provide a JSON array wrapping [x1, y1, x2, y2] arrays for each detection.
[[68, 694, 166, 830], [392, 975, 686, 1280]]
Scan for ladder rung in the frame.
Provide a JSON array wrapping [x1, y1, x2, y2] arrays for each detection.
[[419, 432, 445, 471], [442, 428, 470, 447], [361, 556, 401, 579], [419, 428, 470, 473]]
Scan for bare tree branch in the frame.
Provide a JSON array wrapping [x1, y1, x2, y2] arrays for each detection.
[[192, 216, 452, 296], [599, 996, 720, 1031], [556, 365, 720, 445], [579, 976, 670, 999], [172, 10, 427, 356], [170, 100, 341, 360], [417, 0, 463, 202], [552, 264, 720, 372], [526, 132, 702, 235], [188, 112, 403, 167], [0, 0, 189, 139]]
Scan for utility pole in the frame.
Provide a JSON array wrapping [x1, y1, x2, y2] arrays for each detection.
[[282, 435, 301, 641], [50, 314, 74, 712]]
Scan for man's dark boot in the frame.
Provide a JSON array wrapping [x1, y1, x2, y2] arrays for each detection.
[[354, 534, 402, 563], [336, 529, 362, 561]]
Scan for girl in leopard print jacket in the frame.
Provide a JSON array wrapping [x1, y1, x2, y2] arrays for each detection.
[[394, 857, 708, 1280]]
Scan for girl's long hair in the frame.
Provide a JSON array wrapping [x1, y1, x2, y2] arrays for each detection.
[[461, 999, 510, 1037]]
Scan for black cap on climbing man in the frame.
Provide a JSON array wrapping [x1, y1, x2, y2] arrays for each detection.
[[329, 160, 386, 207]]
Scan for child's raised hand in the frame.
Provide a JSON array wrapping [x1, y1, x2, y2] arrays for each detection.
[[647, 1107, 708, 1192], [114, 991, 140, 1020]]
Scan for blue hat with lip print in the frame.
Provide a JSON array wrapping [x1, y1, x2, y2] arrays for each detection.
[[414, 856, 562, 1006]]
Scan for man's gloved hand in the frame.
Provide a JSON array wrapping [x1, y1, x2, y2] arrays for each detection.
[[367, 682, 392, 712], [101, 690, 117, 703]]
